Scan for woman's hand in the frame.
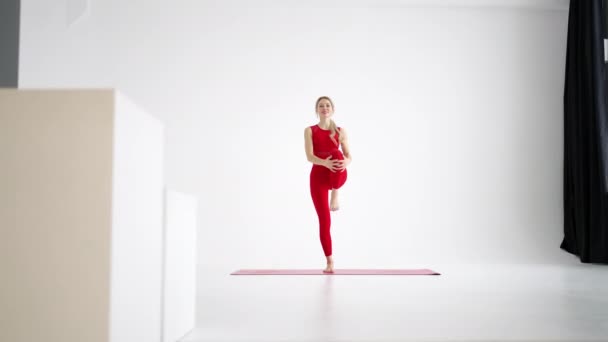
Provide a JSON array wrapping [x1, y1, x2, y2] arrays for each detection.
[[336, 157, 351, 171], [323, 156, 342, 173]]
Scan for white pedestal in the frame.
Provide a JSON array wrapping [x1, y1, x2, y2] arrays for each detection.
[[162, 189, 197, 342], [0, 89, 164, 342]]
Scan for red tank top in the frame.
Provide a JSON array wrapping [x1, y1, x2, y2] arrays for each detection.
[[311, 124, 341, 159]]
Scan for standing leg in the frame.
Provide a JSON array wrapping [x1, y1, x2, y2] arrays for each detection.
[[310, 167, 331, 256], [310, 166, 334, 272]]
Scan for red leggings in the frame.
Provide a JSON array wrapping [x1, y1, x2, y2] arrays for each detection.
[[310, 150, 347, 257]]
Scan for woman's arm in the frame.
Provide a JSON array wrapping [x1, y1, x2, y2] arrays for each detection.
[[339, 127, 352, 170]]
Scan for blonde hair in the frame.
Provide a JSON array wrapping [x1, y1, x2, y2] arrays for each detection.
[[315, 96, 341, 144]]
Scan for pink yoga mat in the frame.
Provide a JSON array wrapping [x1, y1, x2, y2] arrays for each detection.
[[231, 269, 440, 275]]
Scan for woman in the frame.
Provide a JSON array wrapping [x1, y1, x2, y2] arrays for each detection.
[[304, 96, 352, 273]]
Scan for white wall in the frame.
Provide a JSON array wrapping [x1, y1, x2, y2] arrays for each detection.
[[19, 0, 571, 269]]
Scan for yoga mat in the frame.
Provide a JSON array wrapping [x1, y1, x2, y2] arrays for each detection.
[[231, 269, 440, 275]]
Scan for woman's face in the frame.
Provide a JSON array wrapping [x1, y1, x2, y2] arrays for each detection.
[[317, 99, 333, 118]]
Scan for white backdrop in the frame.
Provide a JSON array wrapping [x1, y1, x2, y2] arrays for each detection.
[[19, 0, 571, 269]]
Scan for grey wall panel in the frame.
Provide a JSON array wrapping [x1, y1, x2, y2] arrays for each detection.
[[0, 0, 19, 87]]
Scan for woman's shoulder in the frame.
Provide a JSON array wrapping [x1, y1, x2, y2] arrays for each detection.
[[304, 125, 314, 135]]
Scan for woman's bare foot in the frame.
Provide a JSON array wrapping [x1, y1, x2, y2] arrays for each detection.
[[330, 189, 340, 211], [323, 256, 334, 273]]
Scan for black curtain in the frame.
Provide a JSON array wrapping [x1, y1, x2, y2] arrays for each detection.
[[561, 0, 608, 263]]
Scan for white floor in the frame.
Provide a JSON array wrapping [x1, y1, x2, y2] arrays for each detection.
[[182, 259, 608, 342]]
